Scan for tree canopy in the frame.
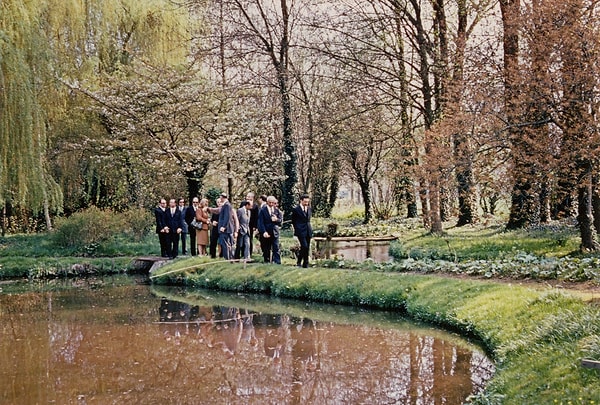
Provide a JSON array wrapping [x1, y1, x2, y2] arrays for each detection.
[[1, 0, 600, 250]]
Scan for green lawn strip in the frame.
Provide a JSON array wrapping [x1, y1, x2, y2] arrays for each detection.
[[0, 256, 131, 278], [151, 258, 600, 404]]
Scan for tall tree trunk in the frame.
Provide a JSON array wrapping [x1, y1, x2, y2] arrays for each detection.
[[539, 179, 551, 223], [456, 157, 477, 226], [506, 177, 540, 229], [277, 0, 296, 225], [419, 179, 430, 228], [1, 203, 6, 237], [185, 161, 209, 203], [558, 0, 598, 250], [429, 179, 443, 234], [577, 168, 599, 251], [552, 177, 576, 219], [326, 168, 339, 218], [359, 180, 372, 224], [592, 176, 600, 235]]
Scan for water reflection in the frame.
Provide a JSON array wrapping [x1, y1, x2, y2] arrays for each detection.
[[0, 277, 494, 404], [157, 296, 493, 404]]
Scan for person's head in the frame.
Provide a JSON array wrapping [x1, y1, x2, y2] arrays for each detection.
[[259, 195, 268, 205], [169, 199, 176, 208], [220, 192, 228, 203], [300, 194, 310, 207], [199, 198, 208, 208], [246, 192, 255, 203], [266, 196, 277, 208], [192, 197, 199, 206], [178, 198, 185, 207], [244, 200, 252, 209], [159, 198, 167, 207]]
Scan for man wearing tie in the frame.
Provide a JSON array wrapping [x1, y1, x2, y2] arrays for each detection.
[[185, 197, 200, 256], [154, 198, 169, 257], [165, 198, 185, 259], [291, 194, 313, 268], [257, 195, 283, 264], [178, 198, 189, 255]]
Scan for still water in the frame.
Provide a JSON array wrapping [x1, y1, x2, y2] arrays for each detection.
[[0, 276, 494, 404], [315, 239, 392, 263]]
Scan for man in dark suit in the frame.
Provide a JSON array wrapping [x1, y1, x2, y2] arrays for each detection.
[[185, 197, 200, 256], [209, 198, 222, 259], [257, 195, 283, 264], [178, 198, 189, 255], [245, 192, 259, 254], [154, 198, 169, 257], [165, 198, 185, 259], [291, 194, 313, 268]]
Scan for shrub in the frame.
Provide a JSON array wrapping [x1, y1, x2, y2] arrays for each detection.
[[52, 207, 116, 250], [51, 207, 154, 254], [118, 208, 154, 241]]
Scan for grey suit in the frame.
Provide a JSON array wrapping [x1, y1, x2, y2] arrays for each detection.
[[235, 206, 251, 260]]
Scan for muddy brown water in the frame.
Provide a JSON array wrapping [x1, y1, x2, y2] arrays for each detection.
[[0, 275, 494, 404]]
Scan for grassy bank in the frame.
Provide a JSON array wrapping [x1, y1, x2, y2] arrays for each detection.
[[151, 257, 600, 404], [0, 232, 155, 279]]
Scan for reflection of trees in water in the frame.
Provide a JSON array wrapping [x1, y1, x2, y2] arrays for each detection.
[[0, 290, 492, 404], [156, 298, 493, 404]]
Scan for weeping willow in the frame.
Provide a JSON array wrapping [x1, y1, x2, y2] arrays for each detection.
[[0, 1, 62, 231], [0, 0, 195, 230]]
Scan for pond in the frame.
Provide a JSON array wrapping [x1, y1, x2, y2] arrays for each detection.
[[314, 239, 393, 263], [0, 275, 494, 404]]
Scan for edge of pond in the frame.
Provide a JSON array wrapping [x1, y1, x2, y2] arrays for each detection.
[[151, 258, 599, 403]]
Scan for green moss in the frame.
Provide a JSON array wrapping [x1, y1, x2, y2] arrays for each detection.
[[151, 260, 600, 404]]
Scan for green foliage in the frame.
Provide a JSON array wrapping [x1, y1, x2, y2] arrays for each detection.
[[385, 254, 600, 282], [51, 207, 116, 250], [204, 187, 223, 207], [50, 207, 153, 255], [0, 256, 130, 279]]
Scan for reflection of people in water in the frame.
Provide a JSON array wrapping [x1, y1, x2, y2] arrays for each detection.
[[158, 297, 199, 338], [256, 314, 290, 364], [291, 318, 318, 372]]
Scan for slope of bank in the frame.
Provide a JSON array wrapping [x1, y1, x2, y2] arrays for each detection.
[[151, 257, 600, 404]]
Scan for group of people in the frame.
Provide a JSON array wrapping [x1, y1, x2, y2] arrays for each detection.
[[154, 192, 313, 267]]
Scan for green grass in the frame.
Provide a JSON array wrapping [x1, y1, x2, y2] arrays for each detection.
[[150, 258, 600, 404], [392, 222, 581, 261], [0, 231, 158, 279]]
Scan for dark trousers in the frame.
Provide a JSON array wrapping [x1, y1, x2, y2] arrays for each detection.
[[296, 235, 311, 268], [189, 230, 197, 256], [158, 232, 169, 257], [248, 227, 256, 254], [261, 234, 280, 264], [219, 232, 235, 260], [209, 227, 220, 258], [168, 233, 180, 258], [180, 232, 188, 255]]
